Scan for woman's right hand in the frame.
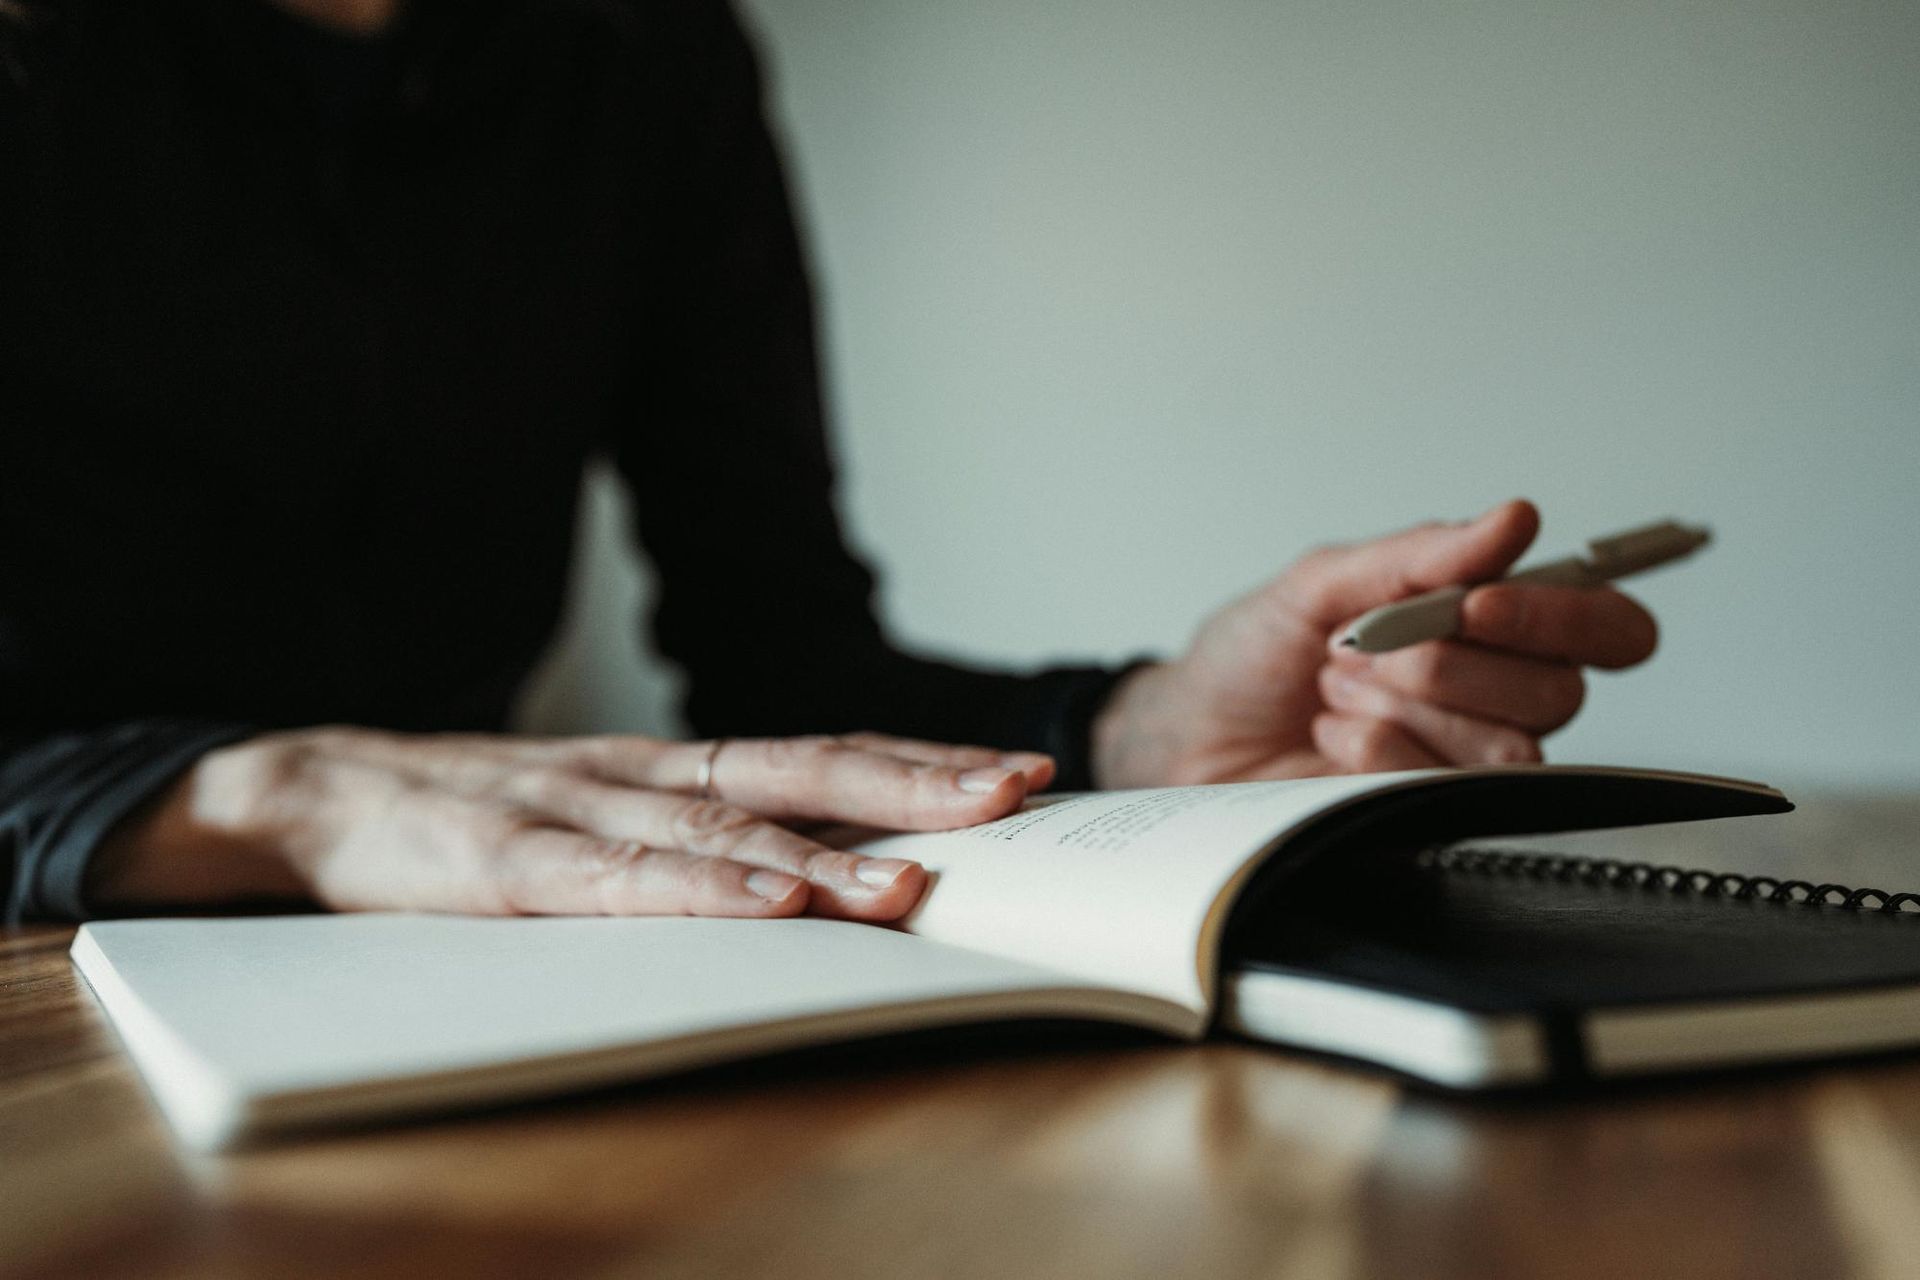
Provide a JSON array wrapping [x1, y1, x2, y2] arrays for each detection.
[[86, 727, 1054, 922]]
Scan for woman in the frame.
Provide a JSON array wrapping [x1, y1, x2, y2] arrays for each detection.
[[0, 0, 1656, 923]]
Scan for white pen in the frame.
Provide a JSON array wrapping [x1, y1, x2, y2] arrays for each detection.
[[1336, 519, 1713, 654]]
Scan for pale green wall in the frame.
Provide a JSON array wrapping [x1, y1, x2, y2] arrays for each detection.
[[521, 0, 1920, 788]]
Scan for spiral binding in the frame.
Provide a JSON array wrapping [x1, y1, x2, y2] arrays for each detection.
[[1418, 846, 1920, 913]]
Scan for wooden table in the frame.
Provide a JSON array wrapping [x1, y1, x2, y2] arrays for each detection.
[[6, 791, 1919, 1280]]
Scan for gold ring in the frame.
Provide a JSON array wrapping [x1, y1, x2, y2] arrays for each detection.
[[695, 738, 728, 800]]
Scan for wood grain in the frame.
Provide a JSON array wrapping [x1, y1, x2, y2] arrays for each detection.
[[4, 790, 1918, 1280]]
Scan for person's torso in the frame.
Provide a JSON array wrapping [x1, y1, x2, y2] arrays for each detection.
[[1, 0, 696, 732]]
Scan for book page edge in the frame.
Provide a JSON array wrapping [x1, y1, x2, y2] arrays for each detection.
[[70, 926, 250, 1150], [232, 985, 1200, 1150]]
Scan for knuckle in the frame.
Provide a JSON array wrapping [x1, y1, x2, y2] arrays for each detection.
[[206, 734, 322, 827], [670, 800, 759, 850], [585, 836, 651, 879], [861, 765, 948, 830], [292, 725, 352, 756], [574, 734, 632, 757], [763, 735, 840, 772], [687, 856, 763, 914], [1255, 581, 1308, 633], [582, 840, 663, 913], [469, 806, 553, 913], [758, 737, 804, 771], [575, 734, 667, 779], [569, 735, 626, 772], [471, 801, 541, 847], [915, 765, 963, 811], [1295, 542, 1344, 573], [1279, 546, 1342, 612], [808, 734, 851, 761], [518, 765, 581, 810], [802, 847, 864, 880], [311, 723, 387, 753]]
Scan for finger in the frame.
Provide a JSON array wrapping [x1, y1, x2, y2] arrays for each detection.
[[1330, 643, 1586, 734], [1309, 712, 1445, 773], [487, 824, 811, 918], [1319, 667, 1543, 766], [832, 732, 1056, 790], [496, 772, 927, 921], [1460, 583, 1658, 669], [1278, 499, 1540, 629], [328, 730, 671, 808], [621, 736, 1032, 831]]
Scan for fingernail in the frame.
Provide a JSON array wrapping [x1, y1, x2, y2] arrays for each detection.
[[855, 857, 913, 888], [957, 767, 1014, 794], [746, 869, 803, 902]]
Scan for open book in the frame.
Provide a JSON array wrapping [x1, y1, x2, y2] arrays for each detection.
[[74, 765, 1820, 1149]]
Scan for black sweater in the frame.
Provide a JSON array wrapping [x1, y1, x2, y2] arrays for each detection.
[[0, 0, 1126, 921]]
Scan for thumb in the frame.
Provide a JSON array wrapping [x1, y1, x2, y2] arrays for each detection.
[[1277, 498, 1540, 630]]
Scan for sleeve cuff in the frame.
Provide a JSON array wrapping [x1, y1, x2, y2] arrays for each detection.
[[3, 721, 256, 923], [1039, 657, 1158, 792]]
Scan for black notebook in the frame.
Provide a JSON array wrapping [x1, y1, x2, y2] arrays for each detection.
[[1223, 844, 1920, 1087], [74, 764, 1902, 1149]]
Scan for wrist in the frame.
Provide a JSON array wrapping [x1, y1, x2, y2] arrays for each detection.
[[87, 734, 314, 910], [1089, 660, 1187, 790]]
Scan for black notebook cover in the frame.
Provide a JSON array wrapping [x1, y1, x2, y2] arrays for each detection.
[[1226, 841, 1920, 1085]]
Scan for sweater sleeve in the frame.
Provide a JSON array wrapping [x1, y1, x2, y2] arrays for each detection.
[[1, 721, 255, 923], [607, 1, 1139, 788]]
